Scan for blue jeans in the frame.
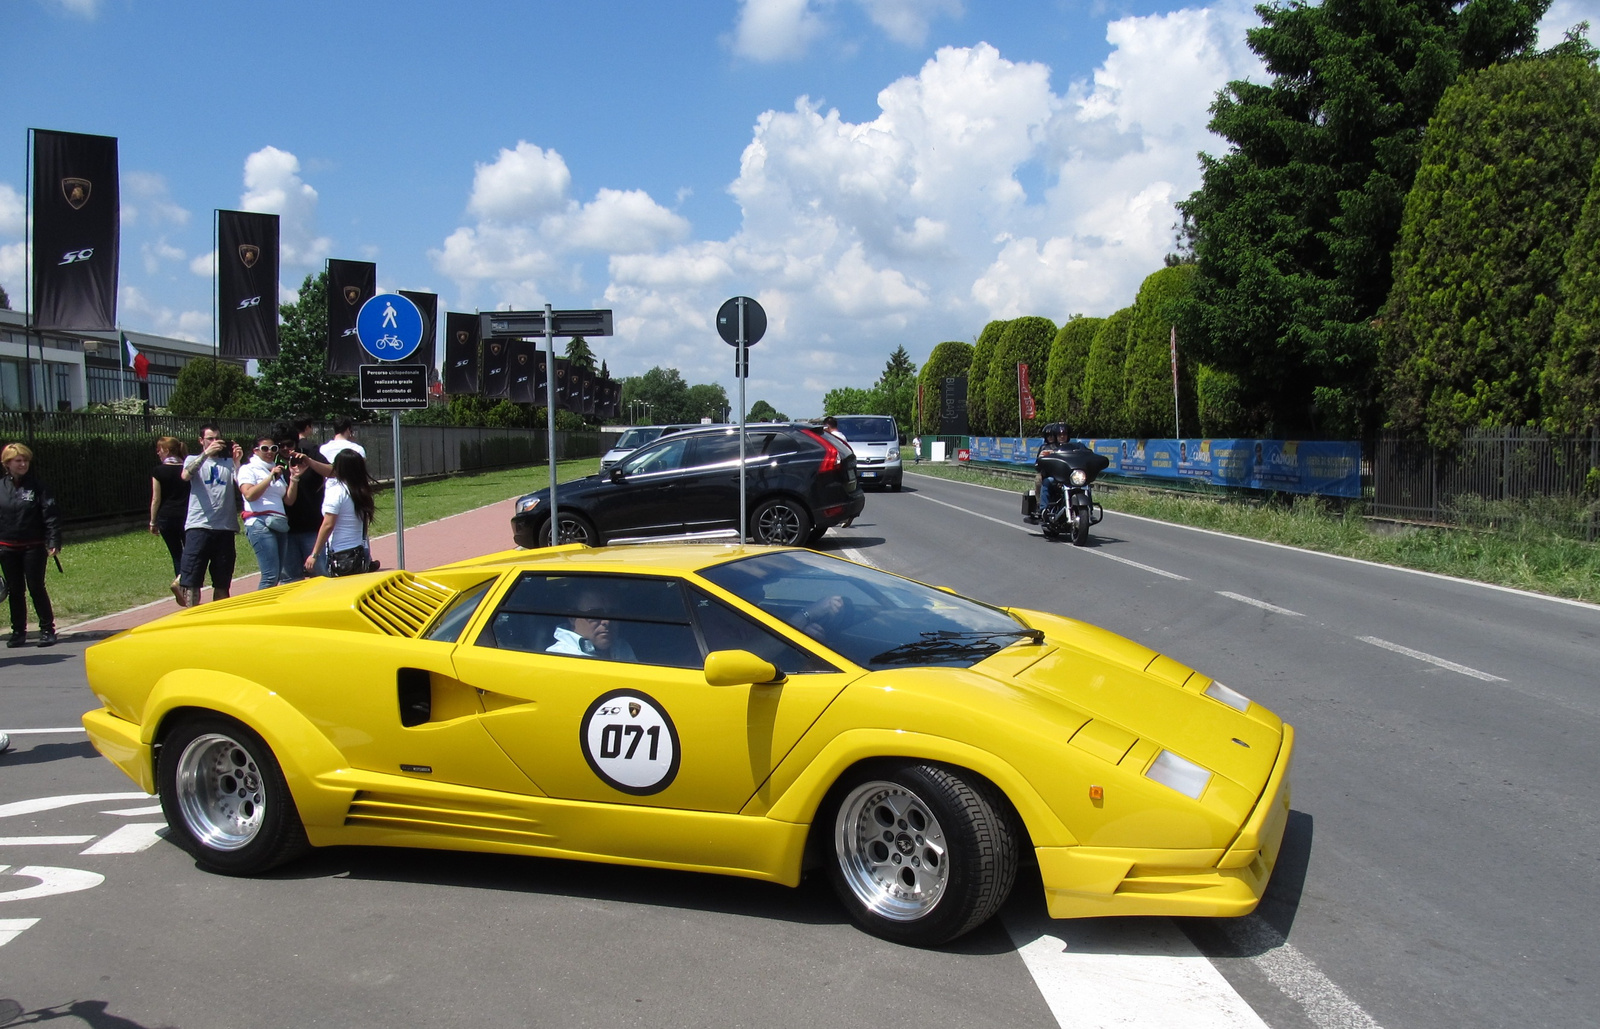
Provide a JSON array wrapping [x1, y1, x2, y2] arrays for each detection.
[[244, 517, 290, 589], [281, 530, 325, 582]]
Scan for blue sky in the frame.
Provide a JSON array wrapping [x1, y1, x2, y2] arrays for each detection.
[[3, 0, 1593, 418]]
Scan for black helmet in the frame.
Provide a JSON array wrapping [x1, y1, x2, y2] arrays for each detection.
[[1041, 422, 1067, 443]]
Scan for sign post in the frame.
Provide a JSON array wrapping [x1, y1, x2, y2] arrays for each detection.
[[716, 296, 766, 540], [356, 292, 427, 569]]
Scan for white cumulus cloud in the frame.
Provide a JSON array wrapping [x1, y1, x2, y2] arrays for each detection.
[[122, 172, 190, 228], [467, 141, 572, 222], [120, 286, 209, 343], [240, 146, 332, 267], [731, 0, 963, 61], [0, 183, 24, 237]]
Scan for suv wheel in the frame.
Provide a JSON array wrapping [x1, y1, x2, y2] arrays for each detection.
[[750, 498, 813, 547]]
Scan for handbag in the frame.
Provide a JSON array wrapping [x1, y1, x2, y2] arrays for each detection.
[[326, 542, 371, 577]]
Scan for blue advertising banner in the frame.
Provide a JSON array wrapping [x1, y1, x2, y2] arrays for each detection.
[[967, 437, 1361, 498]]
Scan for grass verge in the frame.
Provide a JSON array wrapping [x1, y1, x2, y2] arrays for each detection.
[[51, 459, 597, 627], [907, 463, 1600, 604]]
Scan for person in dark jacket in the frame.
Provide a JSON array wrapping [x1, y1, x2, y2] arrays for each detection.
[[0, 443, 63, 647], [149, 435, 189, 605]]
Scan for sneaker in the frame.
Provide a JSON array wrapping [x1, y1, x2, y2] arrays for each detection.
[[0, 732, 9, 755], [171, 579, 186, 606], [37, 629, 58, 648], [5, 632, 23, 649]]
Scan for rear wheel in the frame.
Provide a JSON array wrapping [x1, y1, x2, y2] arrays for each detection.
[[537, 511, 598, 547], [158, 714, 308, 875], [750, 498, 813, 547], [826, 763, 1019, 947]]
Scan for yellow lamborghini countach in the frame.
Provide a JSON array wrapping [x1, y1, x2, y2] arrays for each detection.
[[83, 544, 1293, 947]]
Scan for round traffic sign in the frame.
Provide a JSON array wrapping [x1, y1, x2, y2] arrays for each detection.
[[356, 293, 425, 362], [716, 296, 766, 347]]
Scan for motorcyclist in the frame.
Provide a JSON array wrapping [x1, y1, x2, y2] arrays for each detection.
[[1034, 423, 1071, 514]]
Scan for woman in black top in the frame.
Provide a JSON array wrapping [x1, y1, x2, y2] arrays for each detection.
[[0, 442, 63, 647], [149, 435, 190, 604]]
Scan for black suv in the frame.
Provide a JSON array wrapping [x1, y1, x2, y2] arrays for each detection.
[[511, 423, 865, 548]]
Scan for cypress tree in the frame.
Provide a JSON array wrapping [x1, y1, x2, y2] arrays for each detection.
[[1044, 317, 1102, 428], [965, 320, 1007, 436], [1080, 308, 1134, 437], [985, 316, 1057, 436], [915, 340, 974, 434], [1543, 154, 1600, 432], [1124, 265, 1199, 437]]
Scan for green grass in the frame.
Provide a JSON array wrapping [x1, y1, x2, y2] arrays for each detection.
[[52, 459, 598, 627], [907, 463, 1600, 604]]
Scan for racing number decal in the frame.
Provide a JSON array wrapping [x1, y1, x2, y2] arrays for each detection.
[[579, 690, 681, 796]]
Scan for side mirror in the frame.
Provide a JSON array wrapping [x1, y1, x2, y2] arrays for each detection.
[[704, 649, 785, 688], [610, 467, 626, 484], [934, 585, 958, 595]]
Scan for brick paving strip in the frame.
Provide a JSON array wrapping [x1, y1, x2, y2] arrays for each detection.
[[63, 495, 519, 635]]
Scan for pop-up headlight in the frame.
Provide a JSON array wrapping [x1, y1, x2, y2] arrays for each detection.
[[1205, 681, 1251, 712], [1146, 750, 1212, 799]]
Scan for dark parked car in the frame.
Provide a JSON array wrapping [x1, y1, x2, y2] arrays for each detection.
[[512, 423, 865, 548]]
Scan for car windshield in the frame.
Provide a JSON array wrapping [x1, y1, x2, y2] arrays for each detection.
[[614, 427, 664, 450], [699, 551, 1034, 669], [831, 416, 896, 442]]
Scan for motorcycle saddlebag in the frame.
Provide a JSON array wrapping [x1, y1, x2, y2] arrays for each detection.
[[1023, 489, 1038, 518]]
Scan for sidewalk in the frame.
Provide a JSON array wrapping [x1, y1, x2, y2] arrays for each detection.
[[67, 496, 520, 634]]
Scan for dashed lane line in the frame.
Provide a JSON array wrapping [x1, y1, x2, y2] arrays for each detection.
[[1221, 915, 1384, 1029], [1217, 592, 1305, 617], [1357, 636, 1507, 682], [1097, 552, 1189, 580], [0, 837, 94, 847]]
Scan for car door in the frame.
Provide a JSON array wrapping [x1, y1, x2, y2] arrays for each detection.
[[675, 431, 744, 534], [449, 570, 860, 813], [587, 435, 692, 541]]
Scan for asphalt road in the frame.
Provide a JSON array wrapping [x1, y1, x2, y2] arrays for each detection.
[[2, 471, 1596, 1028]]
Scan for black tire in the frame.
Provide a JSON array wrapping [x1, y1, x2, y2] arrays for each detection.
[[889, 478, 902, 492], [750, 498, 813, 547], [825, 762, 1019, 947], [157, 714, 309, 875], [806, 524, 828, 547], [1071, 505, 1091, 546], [536, 511, 598, 547]]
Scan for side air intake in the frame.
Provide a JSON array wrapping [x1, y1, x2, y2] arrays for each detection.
[[358, 574, 455, 637]]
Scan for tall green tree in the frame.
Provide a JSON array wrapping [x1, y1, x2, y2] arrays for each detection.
[[1179, 0, 1552, 437], [1080, 308, 1134, 437], [914, 340, 973, 434], [1382, 57, 1600, 444], [167, 358, 258, 418], [1124, 265, 1200, 437], [1043, 317, 1101, 428], [965, 320, 1007, 436], [684, 382, 729, 423], [823, 386, 878, 416], [255, 272, 359, 420], [0, 283, 10, 309], [985, 316, 1056, 436], [1544, 154, 1600, 432], [875, 344, 918, 430], [565, 335, 595, 369], [747, 399, 788, 421]]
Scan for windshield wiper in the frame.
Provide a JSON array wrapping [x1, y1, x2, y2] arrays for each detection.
[[868, 629, 1043, 666]]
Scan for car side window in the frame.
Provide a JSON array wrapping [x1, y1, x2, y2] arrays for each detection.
[[477, 573, 702, 668], [621, 437, 690, 476], [688, 433, 742, 467], [688, 587, 837, 674], [422, 579, 496, 642]]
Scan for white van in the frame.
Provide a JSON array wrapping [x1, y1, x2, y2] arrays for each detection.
[[830, 415, 902, 490]]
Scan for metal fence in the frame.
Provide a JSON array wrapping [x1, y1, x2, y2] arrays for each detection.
[[0, 411, 610, 529], [1371, 430, 1600, 539]]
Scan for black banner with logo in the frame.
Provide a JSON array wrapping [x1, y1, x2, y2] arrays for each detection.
[[31, 129, 119, 331], [443, 312, 479, 394], [398, 290, 437, 379], [482, 338, 510, 398], [507, 338, 540, 403], [579, 366, 596, 416], [325, 259, 375, 374], [596, 377, 619, 418], [217, 209, 279, 358]]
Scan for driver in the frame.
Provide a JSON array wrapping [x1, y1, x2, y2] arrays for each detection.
[[548, 591, 637, 661]]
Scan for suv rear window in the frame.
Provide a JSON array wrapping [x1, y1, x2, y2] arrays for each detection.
[[831, 416, 896, 442]]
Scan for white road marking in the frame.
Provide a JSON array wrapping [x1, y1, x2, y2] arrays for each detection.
[[1358, 636, 1507, 682], [0, 918, 40, 947], [0, 836, 95, 847], [836, 545, 877, 568], [0, 726, 87, 735], [1004, 910, 1270, 1028], [1094, 551, 1190, 580], [909, 490, 1033, 532], [80, 823, 167, 855], [1217, 592, 1305, 617], [100, 804, 164, 816], [1222, 915, 1384, 1029], [0, 865, 105, 903], [0, 793, 150, 820]]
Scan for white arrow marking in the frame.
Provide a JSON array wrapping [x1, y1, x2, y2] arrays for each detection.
[[0, 793, 151, 820], [0, 865, 105, 903], [81, 824, 167, 855], [0, 918, 40, 947], [0, 836, 94, 847]]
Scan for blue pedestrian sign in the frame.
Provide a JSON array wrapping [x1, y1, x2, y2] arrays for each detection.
[[356, 292, 425, 362]]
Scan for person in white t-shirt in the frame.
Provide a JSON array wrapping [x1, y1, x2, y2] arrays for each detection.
[[307, 450, 376, 576], [319, 417, 366, 465], [237, 436, 295, 588]]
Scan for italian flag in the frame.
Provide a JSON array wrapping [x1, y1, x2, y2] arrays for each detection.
[[124, 335, 150, 380]]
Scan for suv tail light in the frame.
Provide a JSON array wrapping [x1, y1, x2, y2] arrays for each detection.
[[800, 428, 840, 472]]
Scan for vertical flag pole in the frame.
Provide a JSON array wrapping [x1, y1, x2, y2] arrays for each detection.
[[1170, 325, 1181, 440], [545, 302, 558, 542], [738, 297, 748, 543], [119, 331, 128, 400], [393, 409, 405, 569], [1017, 362, 1024, 441]]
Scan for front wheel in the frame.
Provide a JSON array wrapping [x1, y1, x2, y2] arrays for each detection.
[[537, 511, 598, 547], [1071, 504, 1091, 546], [826, 763, 1019, 947], [158, 714, 308, 875], [750, 498, 813, 546]]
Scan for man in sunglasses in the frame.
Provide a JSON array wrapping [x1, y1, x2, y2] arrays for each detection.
[[177, 424, 244, 607], [547, 590, 637, 661]]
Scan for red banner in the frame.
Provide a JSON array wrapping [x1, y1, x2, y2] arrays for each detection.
[[1018, 362, 1037, 420]]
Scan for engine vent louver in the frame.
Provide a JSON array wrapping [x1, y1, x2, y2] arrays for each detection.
[[357, 574, 456, 637]]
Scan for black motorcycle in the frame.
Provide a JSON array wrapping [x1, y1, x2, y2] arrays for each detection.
[[1022, 442, 1110, 545]]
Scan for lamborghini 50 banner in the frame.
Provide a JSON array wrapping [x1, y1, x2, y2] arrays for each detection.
[[326, 259, 376, 374], [31, 129, 119, 331], [507, 338, 539, 403], [443, 312, 479, 394], [481, 338, 510, 398], [398, 290, 437, 378], [966, 437, 1362, 499], [217, 210, 279, 358]]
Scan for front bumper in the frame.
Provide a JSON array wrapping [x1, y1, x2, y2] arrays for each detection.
[[83, 707, 155, 794], [1039, 723, 1295, 919]]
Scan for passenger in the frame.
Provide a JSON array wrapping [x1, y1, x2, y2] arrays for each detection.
[[548, 592, 637, 660]]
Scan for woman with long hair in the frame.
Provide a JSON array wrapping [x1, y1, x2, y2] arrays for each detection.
[[307, 449, 376, 576], [0, 443, 62, 647], [149, 435, 189, 603]]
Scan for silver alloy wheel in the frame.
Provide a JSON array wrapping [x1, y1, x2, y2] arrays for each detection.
[[835, 780, 951, 922], [756, 504, 803, 545], [174, 732, 266, 851], [554, 515, 592, 545]]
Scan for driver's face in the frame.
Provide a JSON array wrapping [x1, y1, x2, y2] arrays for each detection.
[[573, 613, 613, 650]]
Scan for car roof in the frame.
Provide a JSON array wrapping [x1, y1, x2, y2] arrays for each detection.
[[430, 542, 794, 576]]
